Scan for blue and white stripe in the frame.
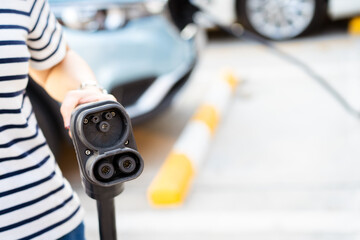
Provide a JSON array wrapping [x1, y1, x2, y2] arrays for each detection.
[[0, 1, 83, 239]]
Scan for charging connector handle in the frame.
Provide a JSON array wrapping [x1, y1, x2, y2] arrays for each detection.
[[97, 198, 117, 240], [70, 100, 144, 240]]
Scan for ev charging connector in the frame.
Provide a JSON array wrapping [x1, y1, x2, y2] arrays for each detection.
[[70, 100, 144, 240]]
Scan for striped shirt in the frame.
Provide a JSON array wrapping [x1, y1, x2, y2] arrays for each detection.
[[0, 1, 84, 239]]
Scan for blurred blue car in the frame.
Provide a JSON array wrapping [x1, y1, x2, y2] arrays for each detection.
[[51, 0, 197, 121], [27, 0, 198, 155]]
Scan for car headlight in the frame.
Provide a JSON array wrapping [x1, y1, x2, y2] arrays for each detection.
[[54, 0, 167, 31]]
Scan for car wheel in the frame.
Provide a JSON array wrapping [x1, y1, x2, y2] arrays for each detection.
[[237, 0, 327, 40], [168, 0, 199, 30]]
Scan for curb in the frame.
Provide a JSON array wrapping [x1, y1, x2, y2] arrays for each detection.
[[349, 17, 360, 35], [147, 71, 239, 206]]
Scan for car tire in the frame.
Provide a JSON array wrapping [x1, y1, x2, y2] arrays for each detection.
[[168, 0, 199, 30], [237, 0, 327, 40]]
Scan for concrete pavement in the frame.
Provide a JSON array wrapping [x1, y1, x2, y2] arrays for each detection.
[[65, 27, 360, 240]]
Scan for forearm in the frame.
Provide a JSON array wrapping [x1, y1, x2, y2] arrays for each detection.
[[29, 47, 115, 128], [30, 48, 97, 102]]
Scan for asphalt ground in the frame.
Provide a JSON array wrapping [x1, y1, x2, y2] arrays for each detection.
[[58, 20, 360, 240]]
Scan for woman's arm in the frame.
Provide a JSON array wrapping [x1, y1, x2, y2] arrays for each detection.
[[29, 46, 116, 129]]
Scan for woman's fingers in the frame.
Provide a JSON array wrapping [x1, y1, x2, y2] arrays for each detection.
[[60, 90, 82, 129], [60, 89, 117, 129], [78, 93, 116, 105]]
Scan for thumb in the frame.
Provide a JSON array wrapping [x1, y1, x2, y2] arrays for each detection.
[[60, 93, 81, 129]]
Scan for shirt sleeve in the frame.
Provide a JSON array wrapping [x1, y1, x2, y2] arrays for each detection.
[[27, 0, 67, 70]]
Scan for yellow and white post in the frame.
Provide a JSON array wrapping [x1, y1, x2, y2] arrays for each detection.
[[147, 71, 239, 206], [349, 16, 360, 35]]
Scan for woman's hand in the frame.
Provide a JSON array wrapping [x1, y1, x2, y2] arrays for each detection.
[[29, 47, 117, 130], [60, 87, 116, 129]]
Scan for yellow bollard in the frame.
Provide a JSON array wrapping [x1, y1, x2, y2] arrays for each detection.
[[349, 17, 360, 35], [147, 71, 239, 207]]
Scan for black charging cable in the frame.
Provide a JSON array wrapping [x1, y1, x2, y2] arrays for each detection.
[[195, 8, 360, 118]]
